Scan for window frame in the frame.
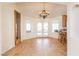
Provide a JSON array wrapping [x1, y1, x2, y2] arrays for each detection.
[[52, 23, 60, 32], [26, 23, 31, 33]]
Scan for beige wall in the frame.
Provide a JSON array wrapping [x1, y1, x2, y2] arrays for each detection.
[[1, 3, 15, 53]]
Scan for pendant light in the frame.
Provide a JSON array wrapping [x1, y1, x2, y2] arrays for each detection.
[[39, 2, 50, 19]]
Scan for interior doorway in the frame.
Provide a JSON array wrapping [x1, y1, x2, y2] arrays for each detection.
[[14, 10, 21, 45]]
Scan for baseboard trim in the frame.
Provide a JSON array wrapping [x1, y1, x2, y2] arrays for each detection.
[[22, 36, 58, 41]]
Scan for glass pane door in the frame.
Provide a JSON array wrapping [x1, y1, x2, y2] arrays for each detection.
[[37, 22, 48, 37], [37, 22, 42, 36], [43, 22, 48, 36]]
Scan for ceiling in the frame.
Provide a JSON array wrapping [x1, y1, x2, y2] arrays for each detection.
[[15, 2, 67, 18]]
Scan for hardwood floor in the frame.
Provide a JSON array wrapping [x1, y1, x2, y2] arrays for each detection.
[[2, 37, 67, 56]]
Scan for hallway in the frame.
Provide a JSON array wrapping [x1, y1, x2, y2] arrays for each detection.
[[2, 38, 67, 56]]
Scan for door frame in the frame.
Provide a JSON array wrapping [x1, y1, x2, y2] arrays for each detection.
[[37, 22, 48, 37], [14, 10, 21, 46]]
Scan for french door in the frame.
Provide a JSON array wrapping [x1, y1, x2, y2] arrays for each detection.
[[37, 22, 48, 37]]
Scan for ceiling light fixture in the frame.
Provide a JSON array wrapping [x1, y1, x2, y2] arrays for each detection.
[[39, 2, 50, 19]]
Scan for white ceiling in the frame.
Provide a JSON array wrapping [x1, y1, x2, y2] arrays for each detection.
[[15, 2, 67, 18]]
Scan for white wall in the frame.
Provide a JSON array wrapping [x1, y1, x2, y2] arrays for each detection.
[[67, 4, 79, 56], [1, 3, 24, 54], [49, 16, 62, 38], [21, 17, 38, 40], [1, 3, 15, 53]]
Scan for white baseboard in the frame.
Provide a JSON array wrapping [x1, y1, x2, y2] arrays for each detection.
[[22, 36, 58, 41]]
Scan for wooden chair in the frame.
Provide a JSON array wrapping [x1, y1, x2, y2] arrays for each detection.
[[58, 31, 67, 45]]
